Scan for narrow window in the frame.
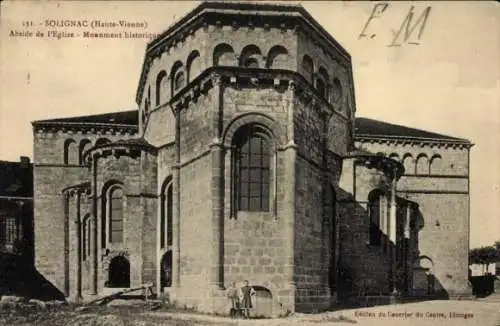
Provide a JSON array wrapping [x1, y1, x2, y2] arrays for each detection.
[[82, 220, 87, 260], [174, 72, 185, 91], [108, 187, 124, 243], [160, 180, 173, 248], [233, 125, 271, 212], [368, 190, 383, 246]]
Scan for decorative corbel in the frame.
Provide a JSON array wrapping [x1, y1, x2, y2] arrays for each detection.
[[211, 73, 222, 87]]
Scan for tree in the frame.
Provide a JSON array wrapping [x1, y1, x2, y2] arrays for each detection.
[[470, 246, 500, 275]]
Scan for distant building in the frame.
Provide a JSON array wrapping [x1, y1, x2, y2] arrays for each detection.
[[0, 156, 34, 261], [469, 263, 496, 277], [31, 1, 473, 316]]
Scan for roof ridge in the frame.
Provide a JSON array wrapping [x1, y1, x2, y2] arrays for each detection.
[[355, 116, 471, 143], [32, 109, 138, 124]]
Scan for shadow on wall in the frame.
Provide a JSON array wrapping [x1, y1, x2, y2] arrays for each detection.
[[0, 252, 65, 301], [334, 187, 449, 308]]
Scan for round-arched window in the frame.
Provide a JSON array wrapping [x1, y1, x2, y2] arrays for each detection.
[[332, 78, 343, 103]]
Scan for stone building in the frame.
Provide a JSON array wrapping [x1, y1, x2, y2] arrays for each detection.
[[32, 2, 473, 315], [0, 156, 34, 261]]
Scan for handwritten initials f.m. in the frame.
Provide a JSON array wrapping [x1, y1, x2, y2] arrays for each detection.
[[390, 6, 432, 46], [359, 3, 432, 46]]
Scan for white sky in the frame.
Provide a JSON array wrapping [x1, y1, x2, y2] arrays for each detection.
[[0, 1, 498, 248]]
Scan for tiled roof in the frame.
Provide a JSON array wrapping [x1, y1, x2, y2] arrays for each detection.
[[32, 110, 138, 126], [355, 117, 470, 143], [31, 110, 470, 144], [0, 160, 33, 198]]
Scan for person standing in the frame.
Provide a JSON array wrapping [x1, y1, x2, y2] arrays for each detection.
[[239, 280, 256, 319], [227, 282, 240, 318]]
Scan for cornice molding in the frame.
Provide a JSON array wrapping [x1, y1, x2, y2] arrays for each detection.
[[83, 141, 157, 166], [32, 121, 138, 136], [136, 3, 351, 104], [62, 182, 91, 197], [355, 134, 473, 149], [159, 66, 348, 124]]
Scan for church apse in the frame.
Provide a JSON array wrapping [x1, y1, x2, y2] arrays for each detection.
[[29, 1, 473, 315]]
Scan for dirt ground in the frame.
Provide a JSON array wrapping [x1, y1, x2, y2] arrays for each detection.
[[1, 298, 499, 326]]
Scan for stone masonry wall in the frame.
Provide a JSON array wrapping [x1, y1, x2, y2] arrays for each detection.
[[178, 155, 212, 308], [33, 129, 135, 294], [94, 153, 153, 290], [337, 160, 392, 298], [357, 140, 471, 297], [405, 192, 470, 296], [220, 84, 292, 314], [175, 89, 216, 309], [294, 156, 331, 312]]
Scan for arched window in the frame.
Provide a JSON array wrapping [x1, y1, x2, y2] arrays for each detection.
[[416, 154, 429, 175], [155, 70, 167, 106], [79, 139, 92, 165], [402, 154, 414, 175], [107, 186, 124, 244], [429, 154, 443, 175], [63, 139, 78, 165], [301, 55, 314, 84], [213, 43, 236, 66], [265, 45, 289, 69], [160, 178, 173, 249], [317, 67, 329, 99], [174, 72, 185, 91], [81, 215, 91, 261], [239, 45, 262, 68], [186, 50, 201, 83], [108, 256, 130, 288], [170, 61, 184, 96], [233, 124, 271, 212], [368, 190, 383, 246]]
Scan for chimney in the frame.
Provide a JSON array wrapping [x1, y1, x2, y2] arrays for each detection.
[[20, 156, 30, 167]]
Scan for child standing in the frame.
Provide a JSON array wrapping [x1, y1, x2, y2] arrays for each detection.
[[226, 282, 240, 318], [239, 280, 256, 319]]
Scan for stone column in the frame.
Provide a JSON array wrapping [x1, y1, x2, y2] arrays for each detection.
[[156, 190, 162, 296], [75, 191, 83, 301], [210, 73, 224, 289], [283, 81, 297, 308], [389, 172, 398, 296], [63, 192, 70, 297], [91, 157, 99, 295], [405, 204, 412, 296], [172, 103, 181, 289], [210, 141, 224, 289]]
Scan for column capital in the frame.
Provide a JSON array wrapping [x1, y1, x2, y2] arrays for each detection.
[[210, 73, 222, 86]]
